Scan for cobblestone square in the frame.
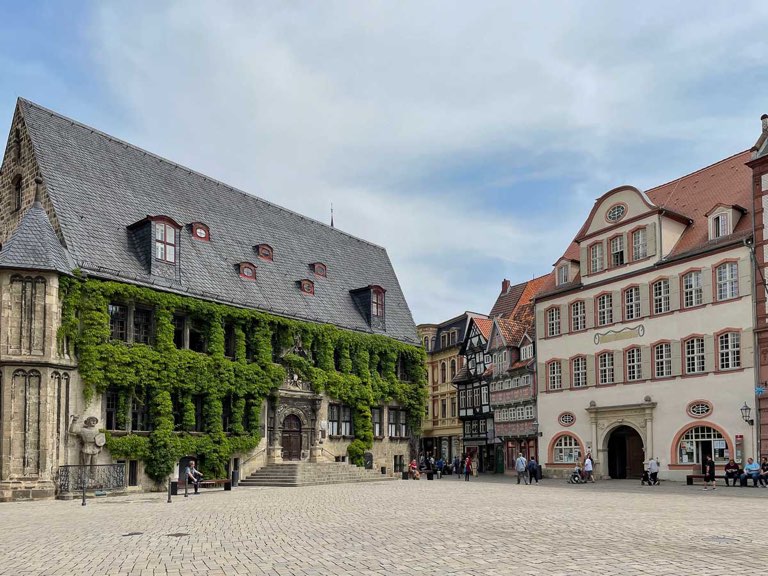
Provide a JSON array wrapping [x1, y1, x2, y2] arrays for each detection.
[[1, 477, 766, 576]]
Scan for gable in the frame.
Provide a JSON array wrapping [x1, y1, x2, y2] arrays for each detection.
[[583, 186, 655, 237]]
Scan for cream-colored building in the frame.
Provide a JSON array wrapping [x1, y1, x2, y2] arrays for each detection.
[[535, 152, 757, 481]]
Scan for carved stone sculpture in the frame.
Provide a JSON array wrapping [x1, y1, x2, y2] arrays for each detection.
[[69, 415, 105, 472]]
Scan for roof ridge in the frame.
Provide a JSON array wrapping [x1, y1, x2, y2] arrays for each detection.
[[17, 98, 387, 252], [644, 149, 750, 196]]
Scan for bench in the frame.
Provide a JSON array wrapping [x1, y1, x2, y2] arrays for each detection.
[[686, 474, 732, 486], [198, 478, 232, 491]]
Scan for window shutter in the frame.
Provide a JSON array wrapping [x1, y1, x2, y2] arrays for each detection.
[[586, 354, 595, 386], [641, 346, 651, 381], [738, 258, 751, 297], [585, 298, 595, 330], [701, 266, 713, 304], [579, 245, 589, 276], [613, 351, 623, 384], [704, 335, 715, 372], [560, 304, 569, 335], [622, 232, 629, 264], [561, 360, 570, 390], [646, 222, 657, 257], [535, 308, 545, 339], [639, 283, 650, 317], [536, 362, 545, 387], [612, 290, 622, 324], [670, 340, 681, 377], [742, 329, 753, 368], [668, 276, 680, 312], [602, 240, 608, 270]]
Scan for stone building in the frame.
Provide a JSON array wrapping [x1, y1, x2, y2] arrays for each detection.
[[0, 99, 424, 501], [535, 152, 757, 480], [417, 312, 485, 461]]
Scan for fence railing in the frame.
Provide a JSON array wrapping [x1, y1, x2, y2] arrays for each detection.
[[58, 464, 127, 493]]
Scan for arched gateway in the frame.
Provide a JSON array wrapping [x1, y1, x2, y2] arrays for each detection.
[[281, 415, 302, 461], [606, 425, 644, 479]]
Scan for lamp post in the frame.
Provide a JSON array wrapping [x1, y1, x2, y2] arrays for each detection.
[[741, 402, 755, 426]]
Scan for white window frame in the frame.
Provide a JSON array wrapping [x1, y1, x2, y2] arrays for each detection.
[[716, 262, 739, 301], [598, 352, 614, 385], [520, 344, 533, 361], [597, 294, 613, 326], [481, 386, 489, 405], [154, 223, 176, 263], [571, 301, 585, 331], [547, 307, 561, 337], [678, 426, 727, 463], [590, 243, 604, 274], [654, 343, 671, 378], [632, 228, 647, 260], [712, 213, 729, 239], [683, 271, 703, 308], [685, 338, 705, 374], [610, 236, 624, 267], [653, 279, 670, 314], [572, 357, 587, 388], [548, 361, 562, 390], [718, 332, 741, 370], [557, 264, 569, 286], [553, 435, 581, 463], [626, 348, 642, 381], [624, 286, 640, 321]]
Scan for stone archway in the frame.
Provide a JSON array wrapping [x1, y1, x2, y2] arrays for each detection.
[[281, 415, 302, 461], [605, 425, 645, 479]]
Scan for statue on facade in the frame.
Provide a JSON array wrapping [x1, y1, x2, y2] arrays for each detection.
[[69, 415, 106, 472]]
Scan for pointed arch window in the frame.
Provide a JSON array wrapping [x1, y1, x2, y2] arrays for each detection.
[[13, 175, 22, 212]]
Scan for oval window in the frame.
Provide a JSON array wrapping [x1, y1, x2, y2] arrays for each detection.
[[606, 204, 626, 222], [687, 401, 712, 418], [242, 267, 254, 277], [195, 227, 207, 238], [558, 412, 575, 426]]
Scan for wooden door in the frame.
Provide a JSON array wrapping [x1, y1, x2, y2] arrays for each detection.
[[627, 433, 645, 478], [281, 415, 302, 461]]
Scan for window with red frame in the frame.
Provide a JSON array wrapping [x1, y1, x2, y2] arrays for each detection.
[[155, 222, 177, 263], [313, 263, 327, 277], [372, 288, 385, 317], [300, 280, 314, 295], [239, 263, 256, 280]]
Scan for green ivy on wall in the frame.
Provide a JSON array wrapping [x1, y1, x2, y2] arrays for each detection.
[[59, 276, 427, 481]]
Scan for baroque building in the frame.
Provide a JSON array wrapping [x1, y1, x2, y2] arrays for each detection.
[[535, 152, 756, 480], [0, 99, 425, 501]]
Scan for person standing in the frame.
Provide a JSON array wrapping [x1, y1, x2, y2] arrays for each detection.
[[527, 456, 539, 485], [583, 453, 595, 483], [648, 457, 659, 486], [453, 455, 461, 480], [464, 454, 472, 481], [515, 453, 528, 485], [702, 454, 716, 490]]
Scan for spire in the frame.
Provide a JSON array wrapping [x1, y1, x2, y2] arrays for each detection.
[[330, 203, 334, 228]]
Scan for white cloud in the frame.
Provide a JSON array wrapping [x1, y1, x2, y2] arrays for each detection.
[[87, 1, 768, 323]]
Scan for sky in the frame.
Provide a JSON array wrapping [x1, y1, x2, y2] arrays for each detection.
[[2, 2, 768, 325]]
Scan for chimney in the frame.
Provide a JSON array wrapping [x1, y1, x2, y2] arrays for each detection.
[[762, 114, 768, 134], [33, 176, 43, 205], [501, 278, 510, 293]]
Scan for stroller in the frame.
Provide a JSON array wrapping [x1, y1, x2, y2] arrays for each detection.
[[568, 465, 585, 484], [641, 470, 651, 486]]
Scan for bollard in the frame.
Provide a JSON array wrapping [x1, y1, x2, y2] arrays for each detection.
[[81, 467, 88, 507], [184, 479, 188, 498], [167, 478, 172, 503]]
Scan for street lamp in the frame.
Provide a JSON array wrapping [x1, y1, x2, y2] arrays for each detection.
[[741, 402, 755, 426]]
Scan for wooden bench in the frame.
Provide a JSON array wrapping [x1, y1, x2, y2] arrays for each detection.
[[198, 478, 232, 491], [686, 474, 732, 485]]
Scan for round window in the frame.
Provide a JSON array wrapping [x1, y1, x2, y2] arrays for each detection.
[[195, 227, 207, 238], [606, 204, 626, 222], [242, 266, 254, 277], [558, 412, 575, 427], [687, 401, 712, 419], [302, 281, 313, 293]]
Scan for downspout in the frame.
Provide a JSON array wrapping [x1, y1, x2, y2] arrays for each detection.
[[750, 177, 761, 458]]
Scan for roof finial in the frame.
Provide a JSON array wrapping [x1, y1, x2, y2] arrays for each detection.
[[330, 202, 334, 228], [34, 176, 43, 206]]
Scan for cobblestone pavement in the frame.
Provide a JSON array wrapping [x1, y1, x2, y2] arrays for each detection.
[[1, 476, 767, 576]]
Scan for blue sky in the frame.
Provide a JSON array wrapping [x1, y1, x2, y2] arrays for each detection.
[[2, 2, 768, 324]]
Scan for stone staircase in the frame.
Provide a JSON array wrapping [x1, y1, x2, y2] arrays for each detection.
[[239, 462, 396, 487]]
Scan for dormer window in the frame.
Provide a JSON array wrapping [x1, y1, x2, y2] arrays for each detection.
[[712, 213, 729, 239], [372, 286, 385, 317], [256, 244, 273, 261], [155, 222, 178, 263], [238, 262, 257, 280], [299, 279, 315, 295], [191, 222, 210, 241], [557, 264, 569, 285], [312, 262, 327, 277]]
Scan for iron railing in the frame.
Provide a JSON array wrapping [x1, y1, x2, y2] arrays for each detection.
[[58, 464, 126, 493]]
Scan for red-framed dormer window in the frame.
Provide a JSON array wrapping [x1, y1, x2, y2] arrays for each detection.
[[300, 279, 315, 295], [312, 262, 327, 277], [371, 286, 385, 317], [154, 219, 180, 263], [191, 222, 210, 241], [256, 244, 273, 261], [238, 262, 257, 280]]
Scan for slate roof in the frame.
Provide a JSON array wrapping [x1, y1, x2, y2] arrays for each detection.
[[17, 99, 418, 344], [0, 193, 75, 274], [488, 280, 527, 318]]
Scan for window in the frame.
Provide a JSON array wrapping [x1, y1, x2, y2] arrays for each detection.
[[548, 361, 562, 390], [340, 406, 353, 436], [557, 265, 569, 285], [109, 304, 128, 342], [154, 223, 176, 263], [606, 204, 626, 222], [479, 420, 487, 434], [524, 405, 534, 419], [654, 343, 671, 378], [678, 425, 727, 463], [571, 301, 585, 332], [683, 271, 703, 308], [191, 222, 210, 241], [449, 331, 457, 345], [624, 287, 640, 320], [712, 213, 729, 239], [388, 408, 407, 437], [481, 386, 489, 405], [441, 334, 447, 349], [313, 262, 327, 277], [558, 412, 575, 426], [300, 280, 314, 295], [473, 387, 481, 407], [547, 307, 561, 337], [553, 434, 581, 463], [610, 236, 624, 267], [632, 228, 647, 260], [13, 175, 22, 212], [189, 320, 207, 353], [105, 389, 119, 430], [590, 243, 604, 274], [131, 392, 151, 432], [653, 280, 670, 314], [441, 399, 447, 419], [687, 401, 713, 419], [718, 332, 741, 370], [626, 348, 642, 381], [450, 359, 456, 378], [172, 315, 185, 349], [597, 294, 613, 326], [459, 389, 466, 409], [598, 352, 614, 384], [398, 410, 408, 437], [257, 244, 273, 261], [372, 288, 385, 317], [387, 409, 397, 437], [716, 262, 738, 301], [328, 404, 340, 436], [239, 262, 257, 280], [133, 308, 153, 345], [572, 357, 587, 388], [451, 398, 456, 417], [685, 338, 705, 374], [440, 362, 446, 383], [521, 344, 534, 360]]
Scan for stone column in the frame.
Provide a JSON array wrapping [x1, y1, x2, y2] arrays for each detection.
[[267, 395, 282, 464], [310, 398, 322, 463]]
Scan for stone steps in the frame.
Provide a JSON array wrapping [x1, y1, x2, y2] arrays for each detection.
[[239, 462, 395, 487]]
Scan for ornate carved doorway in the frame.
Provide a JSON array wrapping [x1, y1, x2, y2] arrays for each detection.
[[281, 415, 302, 461]]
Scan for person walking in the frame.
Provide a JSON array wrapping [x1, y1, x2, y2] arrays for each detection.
[[515, 453, 528, 485], [464, 454, 472, 481], [583, 453, 595, 483], [527, 456, 539, 484], [702, 454, 716, 490], [648, 457, 660, 486], [453, 455, 461, 480]]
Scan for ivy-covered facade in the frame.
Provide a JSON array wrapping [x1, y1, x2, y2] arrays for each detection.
[[0, 99, 425, 501]]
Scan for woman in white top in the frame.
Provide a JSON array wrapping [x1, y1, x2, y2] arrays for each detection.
[[583, 453, 595, 482]]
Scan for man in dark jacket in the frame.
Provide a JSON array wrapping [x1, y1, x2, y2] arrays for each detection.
[[527, 457, 539, 484], [723, 459, 740, 487], [702, 455, 716, 491]]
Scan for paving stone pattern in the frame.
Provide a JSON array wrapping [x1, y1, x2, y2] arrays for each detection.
[[1, 477, 766, 576]]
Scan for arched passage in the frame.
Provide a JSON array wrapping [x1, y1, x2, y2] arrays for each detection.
[[606, 425, 644, 479]]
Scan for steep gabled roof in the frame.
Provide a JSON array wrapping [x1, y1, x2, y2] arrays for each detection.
[[0, 189, 74, 274], [17, 99, 417, 344], [488, 280, 527, 318]]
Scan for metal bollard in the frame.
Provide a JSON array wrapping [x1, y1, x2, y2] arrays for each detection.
[[167, 478, 172, 503], [184, 479, 188, 498], [81, 467, 88, 507]]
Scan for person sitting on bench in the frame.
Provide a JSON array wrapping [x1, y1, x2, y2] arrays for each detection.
[[724, 459, 740, 487], [185, 459, 204, 494], [760, 457, 768, 488], [740, 458, 762, 487]]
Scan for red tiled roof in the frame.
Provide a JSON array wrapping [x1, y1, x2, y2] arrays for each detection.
[[488, 280, 527, 318], [474, 317, 493, 339]]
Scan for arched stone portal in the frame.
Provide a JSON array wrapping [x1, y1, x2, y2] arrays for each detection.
[[606, 425, 644, 479], [281, 415, 302, 461]]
